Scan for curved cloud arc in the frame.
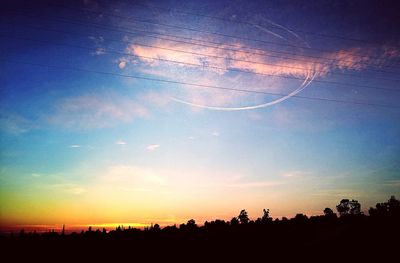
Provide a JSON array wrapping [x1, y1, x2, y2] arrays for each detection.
[[170, 71, 316, 111], [171, 19, 317, 111]]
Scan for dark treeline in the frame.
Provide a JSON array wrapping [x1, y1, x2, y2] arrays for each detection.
[[2, 196, 399, 261]]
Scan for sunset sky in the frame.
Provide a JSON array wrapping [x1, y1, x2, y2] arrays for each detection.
[[1, 0, 399, 230]]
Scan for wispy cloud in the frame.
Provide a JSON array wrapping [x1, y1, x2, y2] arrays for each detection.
[[101, 165, 165, 186], [120, 38, 389, 80], [47, 93, 149, 129], [88, 36, 104, 45], [310, 189, 363, 199], [92, 47, 106, 56], [0, 109, 36, 135], [226, 181, 284, 188], [382, 180, 400, 187], [43, 183, 87, 195], [66, 186, 87, 195], [118, 60, 127, 69], [118, 36, 399, 111], [138, 91, 171, 108], [115, 140, 127, 145], [88, 36, 106, 56], [281, 170, 311, 178], [211, 131, 220, 137], [69, 145, 81, 148], [146, 144, 160, 151], [269, 106, 338, 132], [124, 40, 313, 77]]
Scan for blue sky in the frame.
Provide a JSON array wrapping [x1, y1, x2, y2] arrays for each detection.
[[0, 0, 399, 228]]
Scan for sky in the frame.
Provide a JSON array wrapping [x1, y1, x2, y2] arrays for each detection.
[[0, 0, 400, 230]]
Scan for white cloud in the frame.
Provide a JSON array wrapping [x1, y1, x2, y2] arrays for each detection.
[[212, 131, 219, 136], [69, 145, 81, 148], [146, 144, 160, 151], [281, 170, 310, 178], [117, 35, 400, 111], [88, 35, 104, 44], [92, 47, 106, 55], [31, 173, 41, 178], [102, 165, 165, 185], [115, 140, 127, 145]]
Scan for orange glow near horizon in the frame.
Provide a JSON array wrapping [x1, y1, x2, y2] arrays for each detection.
[[1, 0, 399, 232]]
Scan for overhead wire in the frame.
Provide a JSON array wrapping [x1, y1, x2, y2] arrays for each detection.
[[111, 0, 400, 48], [2, 34, 399, 93], [48, 3, 399, 64], [4, 21, 400, 83], [2, 4, 399, 110], [4, 10, 400, 74], [1, 58, 399, 109]]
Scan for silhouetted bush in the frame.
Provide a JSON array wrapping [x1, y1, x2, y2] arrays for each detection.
[[2, 196, 399, 261]]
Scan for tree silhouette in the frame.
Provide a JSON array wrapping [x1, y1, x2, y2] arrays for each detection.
[[238, 209, 249, 224], [323, 207, 337, 220], [323, 207, 334, 216], [186, 219, 197, 229], [230, 217, 239, 226], [261, 208, 271, 223], [349, 200, 361, 215], [3, 196, 400, 262], [369, 195, 400, 217], [387, 195, 400, 217], [337, 199, 350, 216], [336, 199, 361, 216], [294, 213, 308, 222]]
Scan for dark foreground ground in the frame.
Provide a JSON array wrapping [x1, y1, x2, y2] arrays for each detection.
[[1, 215, 399, 262]]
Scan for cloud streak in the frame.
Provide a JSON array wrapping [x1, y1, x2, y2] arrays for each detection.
[[118, 25, 398, 111], [47, 94, 149, 129], [115, 140, 127, 145], [101, 165, 165, 186], [0, 109, 36, 134], [146, 144, 160, 151]]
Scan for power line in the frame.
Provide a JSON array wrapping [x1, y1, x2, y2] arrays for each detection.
[[47, 3, 400, 64], [7, 10, 400, 75], [6, 11, 400, 76], [1, 58, 399, 109], [3, 34, 400, 93], [5, 21, 400, 83], [115, 0, 400, 48]]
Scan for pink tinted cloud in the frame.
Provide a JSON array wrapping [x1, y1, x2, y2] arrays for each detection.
[[118, 60, 127, 69], [124, 41, 313, 78], [146, 144, 160, 151], [322, 47, 371, 71], [118, 36, 398, 110], [122, 38, 396, 78]]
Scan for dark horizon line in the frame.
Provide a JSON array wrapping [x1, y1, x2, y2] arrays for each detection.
[[2, 195, 398, 235]]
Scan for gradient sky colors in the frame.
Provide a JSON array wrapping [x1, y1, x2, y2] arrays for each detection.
[[0, 0, 400, 230]]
